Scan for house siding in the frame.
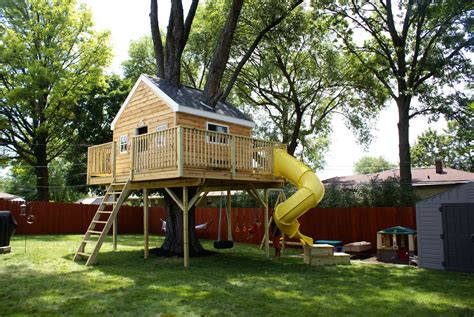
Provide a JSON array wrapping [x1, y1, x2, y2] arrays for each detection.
[[176, 112, 252, 137], [416, 182, 474, 270], [113, 82, 176, 178]]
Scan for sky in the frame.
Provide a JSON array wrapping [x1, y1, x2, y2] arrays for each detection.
[[79, 0, 447, 180]]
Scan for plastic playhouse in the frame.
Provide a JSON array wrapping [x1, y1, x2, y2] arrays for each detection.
[[376, 226, 416, 264]]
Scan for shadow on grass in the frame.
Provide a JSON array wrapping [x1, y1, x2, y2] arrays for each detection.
[[2, 235, 474, 316]]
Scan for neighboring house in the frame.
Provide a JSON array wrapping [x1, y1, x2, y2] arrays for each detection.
[[0, 192, 25, 203], [323, 161, 474, 200]]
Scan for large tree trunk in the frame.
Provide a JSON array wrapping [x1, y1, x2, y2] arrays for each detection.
[[150, 0, 165, 78], [34, 142, 49, 201], [160, 187, 205, 256], [164, 0, 185, 86], [203, 0, 244, 106], [397, 96, 413, 205]]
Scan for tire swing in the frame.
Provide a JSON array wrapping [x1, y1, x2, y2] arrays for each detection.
[[214, 192, 234, 249]]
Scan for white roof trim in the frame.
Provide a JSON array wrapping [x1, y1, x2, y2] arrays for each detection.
[[111, 75, 255, 130]]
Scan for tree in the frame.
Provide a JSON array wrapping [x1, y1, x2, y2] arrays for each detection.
[[149, 0, 304, 256], [0, 0, 111, 200], [317, 0, 473, 203], [64, 75, 130, 195], [411, 121, 474, 172], [354, 156, 397, 175], [236, 10, 386, 165], [122, 37, 156, 83]]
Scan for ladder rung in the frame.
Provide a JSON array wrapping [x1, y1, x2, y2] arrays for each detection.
[[88, 230, 102, 235], [107, 192, 122, 195], [93, 220, 107, 224], [76, 252, 91, 258], [102, 201, 116, 205], [97, 211, 112, 214]]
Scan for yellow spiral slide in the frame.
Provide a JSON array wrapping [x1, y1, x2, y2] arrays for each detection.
[[273, 148, 325, 246]]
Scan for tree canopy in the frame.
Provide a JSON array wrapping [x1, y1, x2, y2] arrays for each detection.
[[316, 0, 473, 202], [236, 9, 386, 165], [411, 120, 474, 172], [353, 156, 397, 175], [0, 0, 111, 200]]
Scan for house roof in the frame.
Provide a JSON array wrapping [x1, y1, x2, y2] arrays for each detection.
[[378, 226, 416, 235], [0, 192, 25, 202], [323, 167, 474, 187], [111, 74, 255, 130]]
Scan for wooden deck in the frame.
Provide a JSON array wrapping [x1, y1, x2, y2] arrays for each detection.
[[87, 126, 285, 188]]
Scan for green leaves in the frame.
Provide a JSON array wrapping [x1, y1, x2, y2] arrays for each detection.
[[0, 0, 112, 199], [354, 156, 397, 175]]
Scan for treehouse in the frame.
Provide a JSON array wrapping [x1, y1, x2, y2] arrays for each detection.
[[76, 74, 325, 267]]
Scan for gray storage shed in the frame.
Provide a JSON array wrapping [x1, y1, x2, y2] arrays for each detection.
[[416, 182, 474, 272]]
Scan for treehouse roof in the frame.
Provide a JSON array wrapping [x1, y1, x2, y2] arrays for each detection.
[[111, 74, 255, 130]]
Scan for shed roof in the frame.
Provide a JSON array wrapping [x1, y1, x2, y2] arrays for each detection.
[[111, 74, 255, 130], [378, 226, 416, 235], [323, 167, 474, 187]]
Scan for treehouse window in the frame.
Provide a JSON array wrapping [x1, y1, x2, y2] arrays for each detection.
[[156, 124, 168, 146], [119, 135, 128, 153], [207, 122, 229, 144]]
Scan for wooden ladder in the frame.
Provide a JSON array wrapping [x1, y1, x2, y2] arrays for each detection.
[[74, 179, 131, 266]]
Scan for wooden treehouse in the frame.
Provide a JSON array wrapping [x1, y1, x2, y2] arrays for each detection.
[[75, 74, 324, 267]]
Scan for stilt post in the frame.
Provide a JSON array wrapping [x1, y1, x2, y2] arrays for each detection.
[[264, 189, 270, 259], [183, 186, 189, 268], [143, 188, 149, 259], [226, 190, 232, 240]]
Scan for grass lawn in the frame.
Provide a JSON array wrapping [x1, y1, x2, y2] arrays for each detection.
[[1, 235, 473, 316]]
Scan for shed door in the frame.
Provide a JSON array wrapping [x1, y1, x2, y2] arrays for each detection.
[[441, 203, 474, 272]]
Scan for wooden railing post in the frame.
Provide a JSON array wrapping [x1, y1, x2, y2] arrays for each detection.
[[177, 126, 184, 177], [130, 138, 135, 180], [87, 147, 91, 184], [230, 136, 236, 179], [112, 141, 116, 183]]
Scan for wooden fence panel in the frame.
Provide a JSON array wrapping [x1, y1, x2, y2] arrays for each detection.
[[0, 200, 415, 250]]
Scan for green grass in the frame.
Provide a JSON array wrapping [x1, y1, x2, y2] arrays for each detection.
[[1, 235, 473, 316]]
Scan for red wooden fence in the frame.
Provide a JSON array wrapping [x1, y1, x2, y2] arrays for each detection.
[[0, 200, 415, 250]]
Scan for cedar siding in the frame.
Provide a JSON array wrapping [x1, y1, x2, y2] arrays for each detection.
[[113, 82, 175, 178]]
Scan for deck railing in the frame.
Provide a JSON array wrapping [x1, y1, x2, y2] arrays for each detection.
[[87, 142, 114, 178], [88, 126, 280, 180], [132, 127, 178, 173]]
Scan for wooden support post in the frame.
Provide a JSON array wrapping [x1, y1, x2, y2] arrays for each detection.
[[264, 189, 269, 259], [113, 193, 117, 251], [226, 190, 232, 240], [87, 147, 91, 184], [111, 141, 116, 182], [392, 234, 397, 249], [183, 186, 189, 268], [130, 138, 135, 180], [143, 188, 149, 260], [177, 126, 184, 177], [230, 136, 236, 179]]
